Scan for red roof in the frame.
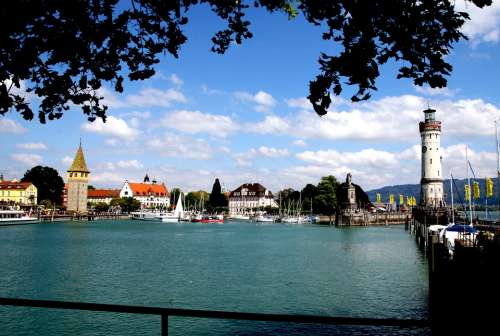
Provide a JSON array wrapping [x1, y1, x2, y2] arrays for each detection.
[[88, 189, 120, 198], [128, 183, 169, 197], [0, 181, 34, 190]]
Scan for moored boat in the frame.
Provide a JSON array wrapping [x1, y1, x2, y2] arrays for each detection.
[[0, 208, 38, 224], [199, 214, 224, 223]]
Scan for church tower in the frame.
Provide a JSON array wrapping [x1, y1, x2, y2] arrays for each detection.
[[67, 142, 90, 213], [419, 108, 444, 207]]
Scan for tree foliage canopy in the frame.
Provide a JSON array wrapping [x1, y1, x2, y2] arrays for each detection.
[[0, 0, 491, 123], [110, 196, 141, 212], [21, 165, 64, 205], [208, 178, 228, 208]]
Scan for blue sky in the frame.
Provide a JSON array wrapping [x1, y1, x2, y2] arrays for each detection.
[[2, 3, 500, 193]]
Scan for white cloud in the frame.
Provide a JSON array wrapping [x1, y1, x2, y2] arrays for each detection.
[[91, 171, 128, 184], [249, 115, 291, 134], [442, 144, 497, 179], [62, 156, 73, 166], [161, 110, 239, 137], [293, 139, 307, 147], [11, 153, 42, 166], [255, 95, 500, 141], [414, 85, 456, 97], [97, 87, 187, 109], [286, 143, 497, 190], [255, 146, 289, 158], [285, 97, 313, 110], [297, 148, 399, 168], [120, 111, 151, 119], [169, 74, 183, 87], [233, 146, 289, 167], [0, 118, 27, 134], [16, 143, 47, 150], [126, 88, 187, 107], [148, 133, 213, 160], [81, 116, 140, 140], [116, 160, 144, 169], [201, 84, 226, 95], [234, 90, 276, 112], [456, 1, 500, 45]]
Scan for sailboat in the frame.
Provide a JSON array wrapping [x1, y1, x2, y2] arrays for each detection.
[[157, 192, 184, 223]]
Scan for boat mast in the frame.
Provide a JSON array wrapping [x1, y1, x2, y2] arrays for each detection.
[[450, 172, 454, 224], [495, 120, 500, 212], [466, 145, 473, 226]]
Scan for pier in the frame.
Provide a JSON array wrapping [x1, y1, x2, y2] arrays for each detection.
[[407, 208, 500, 335], [38, 213, 129, 222], [336, 210, 409, 227]]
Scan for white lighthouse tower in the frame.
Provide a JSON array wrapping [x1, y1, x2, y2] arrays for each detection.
[[419, 108, 444, 207]]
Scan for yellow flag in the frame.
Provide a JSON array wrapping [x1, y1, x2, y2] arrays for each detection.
[[389, 194, 394, 204], [376, 193, 381, 203], [486, 177, 494, 198], [465, 184, 471, 201], [473, 181, 480, 199], [406, 196, 410, 206], [399, 195, 404, 205]]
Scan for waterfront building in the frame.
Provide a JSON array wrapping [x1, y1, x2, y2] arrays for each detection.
[[0, 179, 38, 205], [419, 108, 444, 207], [87, 189, 120, 204], [66, 142, 90, 213], [228, 183, 278, 215], [119, 174, 170, 209]]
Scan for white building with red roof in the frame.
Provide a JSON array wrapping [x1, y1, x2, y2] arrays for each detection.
[[87, 189, 121, 204], [228, 183, 277, 215], [119, 174, 170, 209]]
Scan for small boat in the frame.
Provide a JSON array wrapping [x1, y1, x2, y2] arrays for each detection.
[[198, 214, 224, 223], [253, 214, 275, 222], [0, 208, 38, 224], [439, 223, 477, 254], [130, 211, 161, 221], [228, 214, 250, 220]]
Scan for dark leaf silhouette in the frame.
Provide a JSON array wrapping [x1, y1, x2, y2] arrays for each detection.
[[0, 0, 489, 123]]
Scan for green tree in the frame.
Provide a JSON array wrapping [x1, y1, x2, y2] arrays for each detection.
[[170, 187, 182, 207], [21, 166, 64, 205], [185, 191, 210, 210], [94, 202, 109, 212], [315, 176, 340, 216], [110, 197, 140, 213], [208, 178, 228, 208], [1, 1, 490, 122], [39, 199, 53, 209], [301, 183, 319, 214], [87, 185, 96, 190]]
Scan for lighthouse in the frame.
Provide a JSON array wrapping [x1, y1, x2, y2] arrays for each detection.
[[419, 108, 444, 207]]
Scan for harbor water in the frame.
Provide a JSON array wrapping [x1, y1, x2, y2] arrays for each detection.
[[0, 220, 429, 335]]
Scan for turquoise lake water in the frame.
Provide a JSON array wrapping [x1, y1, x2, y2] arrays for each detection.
[[0, 220, 429, 335]]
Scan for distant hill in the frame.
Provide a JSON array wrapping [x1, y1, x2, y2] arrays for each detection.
[[367, 177, 500, 208]]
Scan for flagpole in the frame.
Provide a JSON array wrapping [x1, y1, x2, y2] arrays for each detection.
[[485, 177, 488, 219]]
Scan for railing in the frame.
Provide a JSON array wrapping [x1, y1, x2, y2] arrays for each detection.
[[0, 297, 430, 335]]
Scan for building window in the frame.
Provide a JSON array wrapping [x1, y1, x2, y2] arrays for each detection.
[[430, 158, 432, 164], [438, 170, 440, 176]]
